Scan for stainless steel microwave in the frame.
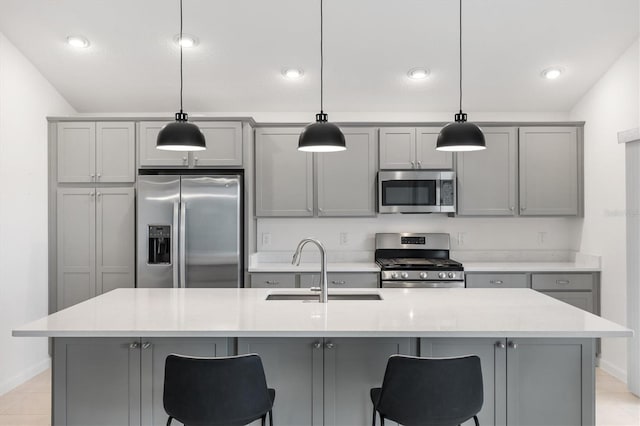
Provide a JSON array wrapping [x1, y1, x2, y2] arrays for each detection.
[[378, 170, 456, 213]]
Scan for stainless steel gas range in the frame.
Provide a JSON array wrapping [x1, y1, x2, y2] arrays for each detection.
[[375, 233, 465, 288]]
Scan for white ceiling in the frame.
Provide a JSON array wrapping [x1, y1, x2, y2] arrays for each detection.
[[0, 0, 637, 114]]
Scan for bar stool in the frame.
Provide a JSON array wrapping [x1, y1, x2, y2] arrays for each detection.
[[370, 354, 483, 426], [163, 353, 275, 426]]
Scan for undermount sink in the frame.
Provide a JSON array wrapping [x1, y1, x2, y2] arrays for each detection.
[[266, 293, 382, 301]]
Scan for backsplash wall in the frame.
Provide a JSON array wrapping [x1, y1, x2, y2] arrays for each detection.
[[256, 216, 582, 254]]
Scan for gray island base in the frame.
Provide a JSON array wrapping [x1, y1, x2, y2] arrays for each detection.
[[14, 288, 631, 426]]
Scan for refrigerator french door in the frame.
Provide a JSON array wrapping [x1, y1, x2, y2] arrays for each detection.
[[137, 173, 242, 288]]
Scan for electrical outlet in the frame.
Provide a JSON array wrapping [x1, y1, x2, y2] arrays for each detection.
[[261, 233, 271, 247], [339, 232, 348, 245]]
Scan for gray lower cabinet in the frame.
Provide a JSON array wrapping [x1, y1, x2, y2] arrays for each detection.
[[255, 127, 313, 217], [420, 338, 506, 426], [519, 127, 580, 216], [465, 273, 528, 289], [457, 127, 518, 216], [249, 273, 297, 288], [300, 272, 379, 288], [57, 187, 135, 310], [54, 338, 228, 426], [238, 337, 410, 426], [421, 338, 595, 426], [532, 273, 597, 314], [316, 128, 377, 216]]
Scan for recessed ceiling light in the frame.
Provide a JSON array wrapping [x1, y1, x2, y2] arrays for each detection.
[[66, 36, 90, 48], [282, 68, 304, 80], [173, 34, 199, 48], [541, 67, 563, 80], [407, 68, 430, 80]]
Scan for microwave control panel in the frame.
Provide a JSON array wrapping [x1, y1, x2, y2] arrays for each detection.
[[440, 180, 455, 206]]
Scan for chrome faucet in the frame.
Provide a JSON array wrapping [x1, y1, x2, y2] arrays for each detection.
[[292, 238, 328, 303]]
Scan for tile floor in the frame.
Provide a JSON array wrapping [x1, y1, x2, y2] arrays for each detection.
[[0, 368, 638, 425]]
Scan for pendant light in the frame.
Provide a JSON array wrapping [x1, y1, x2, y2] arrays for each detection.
[[436, 0, 486, 152], [157, 0, 206, 151], [298, 0, 346, 152]]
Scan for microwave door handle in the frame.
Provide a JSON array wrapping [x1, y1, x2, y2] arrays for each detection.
[[436, 179, 442, 210], [172, 202, 179, 288]]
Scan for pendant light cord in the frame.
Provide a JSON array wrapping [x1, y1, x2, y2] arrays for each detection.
[[320, 0, 324, 114], [180, 0, 184, 114], [459, 0, 462, 114]]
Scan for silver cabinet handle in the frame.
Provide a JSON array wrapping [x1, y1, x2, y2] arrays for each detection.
[[325, 342, 335, 349], [509, 206, 515, 212], [410, 161, 415, 168], [97, 173, 101, 180], [129, 342, 139, 349], [90, 174, 95, 181], [89, 192, 95, 197], [310, 287, 321, 292], [556, 280, 570, 285], [331, 280, 346, 285], [182, 156, 188, 165], [318, 208, 323, 213], [313, 341, 322, 349], [521, 206, 527, 211], [417, 161, 422, 168], [142, 342, 152, 350], [96, 192, 101, 198], [495, 341, 506, 349], [265, 281, 280, 285], [307, 207, 312, 212], [508, 341, 518, 349], [490, 280, 503, 285]]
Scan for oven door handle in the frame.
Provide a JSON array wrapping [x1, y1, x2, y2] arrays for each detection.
[[381, 281, 465, 288]]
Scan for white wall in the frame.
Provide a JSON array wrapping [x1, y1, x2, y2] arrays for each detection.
[[0, 33, 75, 394], [569, 40, 639, 382]]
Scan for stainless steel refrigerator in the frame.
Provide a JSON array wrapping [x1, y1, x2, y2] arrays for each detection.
[[137, 172, 242, 288]]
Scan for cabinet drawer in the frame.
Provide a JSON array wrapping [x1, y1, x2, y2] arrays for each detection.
[[249, 273, 296, 288], [466, 273, 528, 288], [532, 274, 593, 291], [539, 291, 594, 313], [300, 273, 379, 288]]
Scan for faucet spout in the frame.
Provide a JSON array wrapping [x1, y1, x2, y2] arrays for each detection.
[[291, 238, 329, 303]]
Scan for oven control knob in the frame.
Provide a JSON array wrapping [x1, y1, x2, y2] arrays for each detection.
[[391, 272, 398, 279], [438, 272, 447, 279], [419, 272, 428, 279], [400, 272, 409, 279], [448, 272, 456, 279]]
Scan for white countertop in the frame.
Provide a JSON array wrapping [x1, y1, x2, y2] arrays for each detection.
[[248, 262, 380, 273], [14, 288, 630, 339], [463, 262, 601, 272]]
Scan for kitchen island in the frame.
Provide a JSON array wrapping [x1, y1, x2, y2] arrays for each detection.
[[14, 288, 631, 426]]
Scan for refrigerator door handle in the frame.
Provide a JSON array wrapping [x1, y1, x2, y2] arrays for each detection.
[[172, 202, 180, 288], [179, 201, 187, 288]]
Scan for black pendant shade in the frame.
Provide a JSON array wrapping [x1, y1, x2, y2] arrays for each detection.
[[157, 112, 206, 151], [436, 112, 486, 152], [298, 113, 346, 152]]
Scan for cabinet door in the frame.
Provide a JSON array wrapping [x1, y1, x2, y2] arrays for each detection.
[[255, 128, 313, 216], [300, 273, 379, 288], [379, 127, 416, 169], [324, 338, 411, 426], [519, 127, 579, 215], [138, 121, 189, 167], [416, 127, 453, 169], [57, 188, 96, 309], [506, 338, 594, 426], [57, 122, 96, 182], [466, 273, 528, 288], [140, 338, 229, 426], [539, 291, 594, 313], [457, 127, 518, 216], [96, 188, 135, 295], [96, 122, 135, 182], [53, 338, 141, 426], [238, 338, 323, 426], [420, 338, 507, 426], [249, 273, 297, 288], [191, 122, 243, 167], [316, 128, 377, 216]]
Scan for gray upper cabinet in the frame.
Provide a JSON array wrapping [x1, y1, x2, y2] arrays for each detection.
[[379, 127, 452, 170], [58, 122, 135, 183], [255, 128, 313, 217], [457, 127, 518, 216], [57, 187, 135, 310], [57, 122, 95, 183], [416, 127, 453, 169], [316, 128, 377, 216], [519, 127, 579, 216], [138, 121, 189, 167], [190, 121, 243, 167]]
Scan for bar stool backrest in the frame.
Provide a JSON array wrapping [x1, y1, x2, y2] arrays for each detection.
[[163, 353, 273, 426], [376, 354, 483, 426]]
